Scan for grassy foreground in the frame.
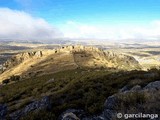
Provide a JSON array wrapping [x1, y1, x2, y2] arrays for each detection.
[[0, 68, 160, 119]]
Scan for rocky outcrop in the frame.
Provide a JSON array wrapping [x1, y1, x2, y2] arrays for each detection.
[[59, 81, 160, 120], [105, 51, 140, 69], [9, 96, 51, 120], [102, 81, 160, 120], [103, 95, 119, 120], [2, 51, 43, 71], [59, 109, 84, 120]]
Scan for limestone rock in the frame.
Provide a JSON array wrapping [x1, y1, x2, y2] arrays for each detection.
[[35, 51, 43, 57], [59, 109, 85, 120], [104, 95, 119, 110], [130, 85, 142, 92], [59, 109, 104, 120]]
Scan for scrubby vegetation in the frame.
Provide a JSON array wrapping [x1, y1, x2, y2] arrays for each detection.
[[116, 91, 160, 115], [0, 68, 160, 119]]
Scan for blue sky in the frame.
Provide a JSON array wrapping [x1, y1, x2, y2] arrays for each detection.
[[1, 0, 160, 25], [0, 0, 160, 41]]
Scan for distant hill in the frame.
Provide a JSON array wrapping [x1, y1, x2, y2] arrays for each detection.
[[0, 45, 140, 82]]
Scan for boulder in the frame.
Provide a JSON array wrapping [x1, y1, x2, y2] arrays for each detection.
[[103, 95, 119, 120], [130, 85, 142, 92], [62, 112, 80, 120], [59, 109, 104, 120], [59, 109, 84, 120], [104, 95, 119, 110]]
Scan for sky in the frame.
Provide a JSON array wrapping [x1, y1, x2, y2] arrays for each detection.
[[0, 0, 160, 42]]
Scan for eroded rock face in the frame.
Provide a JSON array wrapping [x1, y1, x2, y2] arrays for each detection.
[[2, 51, 43, 71], [34, 51, 43, 57]]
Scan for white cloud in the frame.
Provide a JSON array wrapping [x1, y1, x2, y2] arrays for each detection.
[[60, 20, 160, 42], [1, 8, 160, 43], [0, 8, 62, 41], [62, 21, 100, 38]]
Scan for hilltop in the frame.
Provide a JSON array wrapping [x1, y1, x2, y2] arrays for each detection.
[[0, 45, 140, 82]]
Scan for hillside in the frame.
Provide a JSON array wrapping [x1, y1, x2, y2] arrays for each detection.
[[0, 68, 160, 120], [0, 45, 140, 83], [0, 45, 159, 120]]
